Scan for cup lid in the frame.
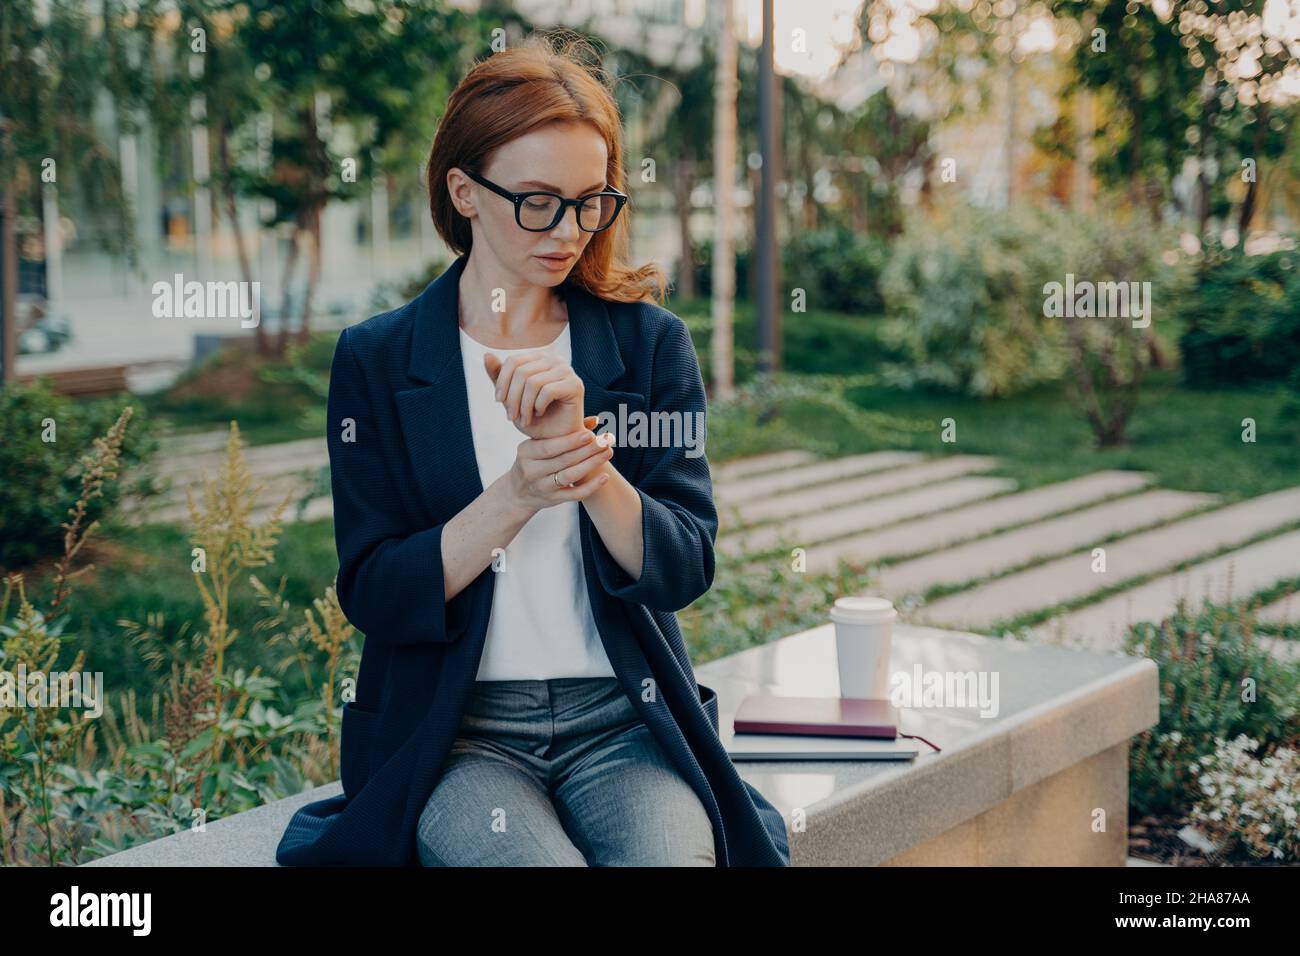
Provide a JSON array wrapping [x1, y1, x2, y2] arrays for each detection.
[[830, 596, 897, 624]]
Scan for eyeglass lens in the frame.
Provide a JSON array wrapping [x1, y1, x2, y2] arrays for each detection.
[[519, 194, 619, 231]]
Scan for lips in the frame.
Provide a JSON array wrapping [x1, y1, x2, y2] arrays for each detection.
[[537, 253, 574, 261]]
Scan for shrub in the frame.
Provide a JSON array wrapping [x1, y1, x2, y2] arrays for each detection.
[[1049, 204, 1189, 446], [1178, 241, 1300, 390], [783, 227, 889, 315], [1124, 597, 1300, 821], [1187, 734, 1299, 862], [0, 422, 357, 865], [878, 203, 1072, 397], [877, 201, 1186, 442], [0, 381, 155, 571], [691, 227, 888, 315], [690, 238, 754, 303]]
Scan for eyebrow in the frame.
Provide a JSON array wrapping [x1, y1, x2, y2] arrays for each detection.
[[516, 179, 609, 195]]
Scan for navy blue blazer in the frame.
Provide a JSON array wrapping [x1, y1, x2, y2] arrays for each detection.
[[275, 253, 792, 866]]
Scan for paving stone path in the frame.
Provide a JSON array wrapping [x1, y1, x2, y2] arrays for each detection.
[[135, 436, 1300, 661]]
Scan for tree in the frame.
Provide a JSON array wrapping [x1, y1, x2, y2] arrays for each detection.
[[1054, 0, 1300, 236], [0, 0, 149, 384], [221, 0, 475, 353]]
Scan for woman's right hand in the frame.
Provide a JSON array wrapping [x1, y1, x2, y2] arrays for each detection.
[[507, 414, 615, 513]]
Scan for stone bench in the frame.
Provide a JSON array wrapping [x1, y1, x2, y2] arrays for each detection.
[[84, 622, 1157, 867]]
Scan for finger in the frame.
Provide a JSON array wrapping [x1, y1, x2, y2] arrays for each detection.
[[527, 368, 572, 420], [493, 353, 541, 404], [547, 434, 615, 473], [551, 464, 611, 501], [552, 448, 609, 487], [521, 366, 567, 426], [530, 370, 577, 418], [504, 356, 552, 423], [527, 427, 597, 462]]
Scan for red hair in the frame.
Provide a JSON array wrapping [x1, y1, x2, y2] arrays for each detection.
[[425, 33, 667, 304]]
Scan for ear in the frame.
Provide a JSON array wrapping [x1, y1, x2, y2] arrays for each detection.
[[447, 166, 476, 218]]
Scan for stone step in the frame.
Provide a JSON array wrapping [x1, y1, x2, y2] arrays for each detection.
[[1259, 636, 1300, 663], [912, 487, 1300, 631], [796, 471, 1154, 576], [1255, 592, 1298, 626], [724, 476, 1016, 561], [713, 449, 817, 482], [724, 455, 998, 527], [131, 439, 328, 516], [1037, 528, 1300, 652], [150, 437, 327, 482], [714, 451, 925, 507], [156, 429, 233, 456], [876, 489, 1217, 598], [124, 471, 317, 525]]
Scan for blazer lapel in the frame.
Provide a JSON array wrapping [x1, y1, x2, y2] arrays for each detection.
[[394, 254, 646, 523]]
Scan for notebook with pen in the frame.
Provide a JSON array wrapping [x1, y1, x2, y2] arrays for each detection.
[[722, 694, 921, 761]]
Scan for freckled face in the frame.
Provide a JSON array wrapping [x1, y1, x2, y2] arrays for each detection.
[[451, 120, 609, 287]]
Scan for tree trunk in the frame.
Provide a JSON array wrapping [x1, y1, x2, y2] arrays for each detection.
[[296, 102, 328, 347], [216, 122, 268, 355], [299, 201, 321, 346], [1238, 103, 1267, 237], [1197, 81, 1214, 237], [277, 217, 302, 357], [0, 177, 16, 386], [711, 0, 738, 402], [674, 151, 696, 300]]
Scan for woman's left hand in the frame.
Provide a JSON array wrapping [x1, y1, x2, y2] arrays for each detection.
[[482, 351, 585, 439]]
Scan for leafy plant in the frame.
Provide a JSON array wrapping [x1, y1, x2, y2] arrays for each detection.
[[0, 381, 155, 571], [1, 419, 359, 865], [878, 202, 1072, 398], [692, 228, 889, 315], [1187, 734, 1300, 862], [1124, 597, 1300, 822], [0, 405, 135, 865], [1178, 241, 1300, 391]]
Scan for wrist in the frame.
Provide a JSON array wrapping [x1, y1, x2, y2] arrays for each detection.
[[496, 469, 540, 524]]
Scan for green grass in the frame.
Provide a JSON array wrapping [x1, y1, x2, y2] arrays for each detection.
[[33, 519, 339, 704], [141, 332, 336, 447]]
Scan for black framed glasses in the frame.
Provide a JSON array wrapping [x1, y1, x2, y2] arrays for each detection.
[[465, 169, 628, 233]]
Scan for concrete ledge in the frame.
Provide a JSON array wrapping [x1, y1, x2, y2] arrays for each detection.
[[86, 623, 1158, 867], [82, 783, 336, 867], [694, 623, 1157, 866]]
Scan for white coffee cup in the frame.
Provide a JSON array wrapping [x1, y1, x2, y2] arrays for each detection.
[[830, 596, 897, 700]]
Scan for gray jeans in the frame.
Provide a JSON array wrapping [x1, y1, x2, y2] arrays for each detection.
[[417, 676, 716, 866]]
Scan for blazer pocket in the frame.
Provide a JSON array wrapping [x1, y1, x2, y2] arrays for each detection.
[[698, 682, 720, 737], [340, 700, 383, 799]]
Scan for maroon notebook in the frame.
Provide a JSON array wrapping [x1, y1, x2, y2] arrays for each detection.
[[733, 695, 899, 739]]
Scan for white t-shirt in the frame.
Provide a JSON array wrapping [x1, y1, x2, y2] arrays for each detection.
[[457, 321, 616, 681]]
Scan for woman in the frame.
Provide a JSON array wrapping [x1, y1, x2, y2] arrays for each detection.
[[276, 37, 791, 867]]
